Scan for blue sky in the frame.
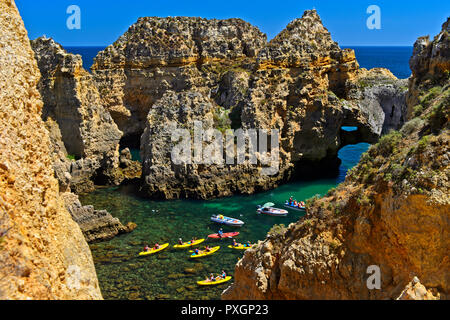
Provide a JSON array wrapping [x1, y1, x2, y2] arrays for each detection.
[[15, 0, 449, 47]]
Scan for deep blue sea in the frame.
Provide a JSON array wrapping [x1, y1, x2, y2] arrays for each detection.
[[345, 46, 413, 79], [68, 45, 412, 300], [66, 46, 413, 79]]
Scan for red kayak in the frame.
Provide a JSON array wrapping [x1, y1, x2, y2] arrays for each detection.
[[208, 232, 240, 239]]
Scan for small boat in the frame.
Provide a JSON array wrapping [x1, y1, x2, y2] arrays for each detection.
[[197, 276, 232, 286], [257, 202, 288, 217], [190, 246, 220, 259], [211, 215, 244, 227], [284, 201, 306, 212], [228, 244, 252, 250], [138, 243, 169, 256], [208, 232, 240, 239], [173, 239, 205, 249]]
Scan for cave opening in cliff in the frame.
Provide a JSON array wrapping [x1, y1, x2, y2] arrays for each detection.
[[120, 133, 142, 162]]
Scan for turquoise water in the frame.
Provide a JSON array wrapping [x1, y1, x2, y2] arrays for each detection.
[[80, 143, 369, 300]]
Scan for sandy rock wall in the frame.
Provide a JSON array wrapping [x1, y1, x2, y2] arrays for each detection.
[[0, 0, 102, 300]]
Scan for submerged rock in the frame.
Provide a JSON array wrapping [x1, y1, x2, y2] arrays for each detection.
[[62, 192, 136, 243]]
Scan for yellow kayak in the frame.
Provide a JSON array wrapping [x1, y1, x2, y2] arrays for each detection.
[[190, 246, 220, 259], [228, 244, 252, 250], [139, 243, 169, 256], [174, 239, 205, 249], [198, 276, 232, 286]]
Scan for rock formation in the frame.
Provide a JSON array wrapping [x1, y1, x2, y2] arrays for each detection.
[[0, 0, 102, 299], [92, 17, 267, 139], [94, 10, 408, 199], [31, 37, 141, 194], [397, 277, 440, 300], [62, 193, 137, 243], [29, 37, 140, 242], [222, 18, 449, 300]]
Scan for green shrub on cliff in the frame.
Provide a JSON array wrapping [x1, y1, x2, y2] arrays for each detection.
[[375, 130, 403, 157]]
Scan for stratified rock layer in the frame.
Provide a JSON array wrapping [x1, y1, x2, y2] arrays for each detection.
[[31, 37, 127, 194], [222, 19, 449, 300], [0, 0, 102, 300]]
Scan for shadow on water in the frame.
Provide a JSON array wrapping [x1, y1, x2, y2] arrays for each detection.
[[81, 143, 370, 300]]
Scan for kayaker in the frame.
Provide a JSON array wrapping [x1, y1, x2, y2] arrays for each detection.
[[289, 197, 293, 205], [232, 239, 239, 247], [205, 245, 211, 252], [143, 244, 150, 252], [209, 274, 215, 282], [194, 248, 200, 256], [218, 228, 224, 238], [220, 270, 227, 279], [153, 243, 160, 250], [245, 241, 251, 248], [219, 214, 224, 220], [178, 238, 184, 245]]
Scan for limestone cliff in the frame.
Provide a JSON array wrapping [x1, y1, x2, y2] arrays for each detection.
[[222, 19, 449, 300], [95, 10, 407, 200], [30, 37, 139, 242], [92, 17, 267, 139], [31, 37, 141, 194], [0, 0, 102, 299]]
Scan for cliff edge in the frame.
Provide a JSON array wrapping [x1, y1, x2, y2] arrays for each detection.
[[0, 0, 102, 299]]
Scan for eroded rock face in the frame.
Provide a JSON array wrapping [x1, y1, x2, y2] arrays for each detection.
[[397, 277, 440, 300], [31, 37, 129, 194], [0, 0, 102, 299], [140, 90, 283, 199], [133, 10, 408, 199], [222, 20, 449, 301], [407, 18, 450, 118], [92, 17, 267, 138]]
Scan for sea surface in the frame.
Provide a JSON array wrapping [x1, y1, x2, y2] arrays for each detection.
[[65, 46, 413, 79], [72, 46, 411, 300], [345, 46, 413, 79]]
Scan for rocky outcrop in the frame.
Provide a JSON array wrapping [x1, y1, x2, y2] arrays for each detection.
[[129, 10, 407, 199], [222, 19, 449, 300], [0, 0, 102, 299], [31, 37, 141, 194], [141, 90, 282, 199], [62, 193, 137, 243], [347, 68, 408, 137], [407, 18, 450, 118], [92, 17, 267, 139]]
